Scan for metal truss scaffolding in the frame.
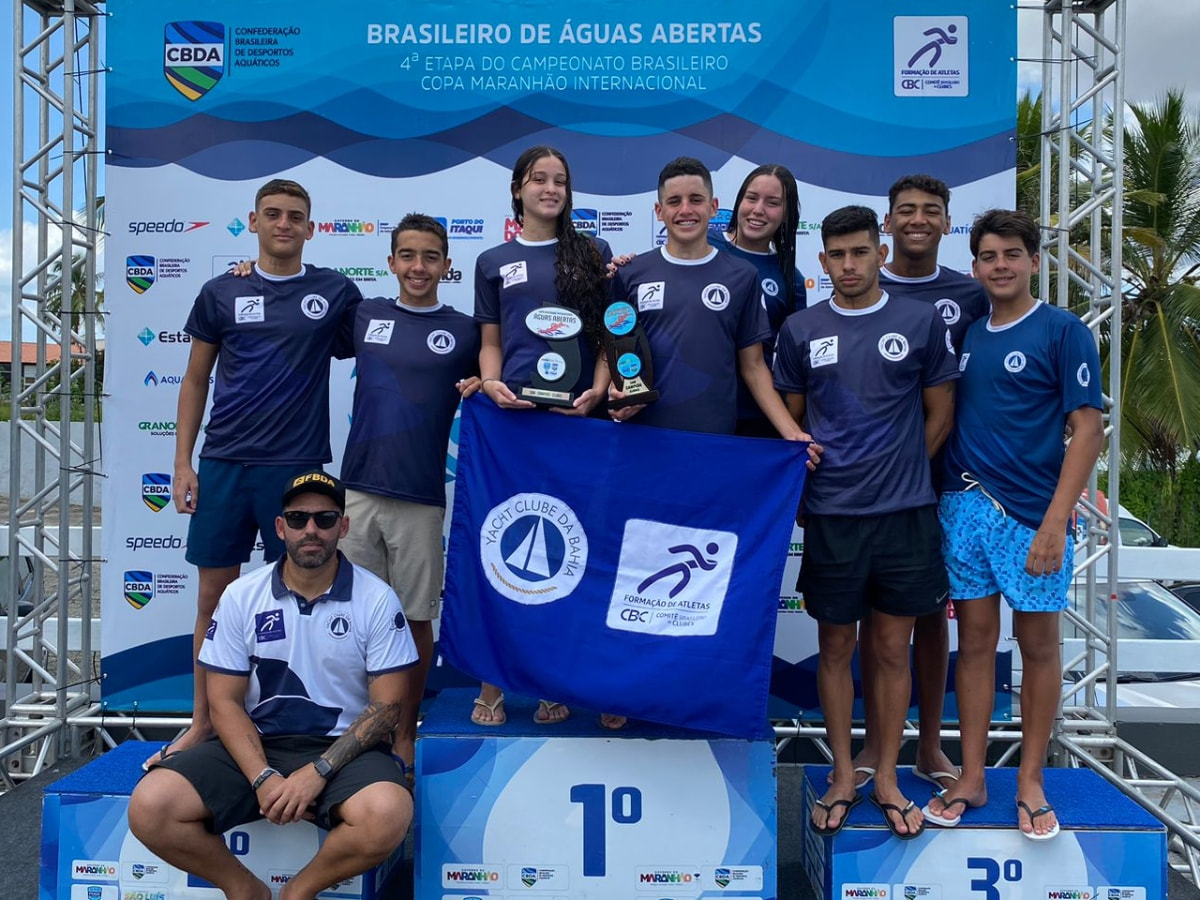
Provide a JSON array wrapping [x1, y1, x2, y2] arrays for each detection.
[[2, 0, 104, 787]]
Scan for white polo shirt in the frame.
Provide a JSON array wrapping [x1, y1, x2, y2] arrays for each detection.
[[200, 552, 417, 736]]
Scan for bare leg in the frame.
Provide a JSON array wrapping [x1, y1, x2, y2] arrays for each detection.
[[1013, 610, 1062, 837], [812, 621, 861, 831], [145, 565, 240, 768], [849, 613, 880, 784], [392, 619, 432, 771], [912, 608, 958, 783], [281, 782, 412, 900], [129, 768, 268, 900], [867, 611, 923, 836], [927, 595, 998, 819]]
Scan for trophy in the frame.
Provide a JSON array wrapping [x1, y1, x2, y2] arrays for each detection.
[[604, 301, 658, 409], [517, 305, 584, 407]]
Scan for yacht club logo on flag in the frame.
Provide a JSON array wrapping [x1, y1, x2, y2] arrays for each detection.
[[442, 397, 808, 737]]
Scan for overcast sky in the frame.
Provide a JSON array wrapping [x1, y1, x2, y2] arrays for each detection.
[[2, 1, 1199, 341]]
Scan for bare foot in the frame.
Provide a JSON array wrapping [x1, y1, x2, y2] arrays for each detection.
[[141, 725, 210, 771], [534, 699, 570, 724], [599, 713, 627, 730], [914, 746, 961, 789]]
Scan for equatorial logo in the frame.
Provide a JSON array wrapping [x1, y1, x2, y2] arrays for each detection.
[[227, 217, 245, 237], [164, 21, 226, 101], [126, 256, 156, 294], [701, 283, 731, 311], [301, 294, 329, 320], [138, 328, 156, 346], [427, 329, 456, 354], [1005, 350, 1027, 373], [141, 473, 171, 512], [479, 493, 589, 605]]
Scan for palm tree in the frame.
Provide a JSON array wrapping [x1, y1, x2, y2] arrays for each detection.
[[1117, 89, 1200, 473], [1016, 90, 1043, 218]]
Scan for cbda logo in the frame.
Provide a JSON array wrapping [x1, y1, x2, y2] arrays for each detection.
[[164, 21, 226, 101], [571, 208, 599, 236], [142, 473, 172, 512], [127, 256, 156, 294], [124, 571, 154, 609]]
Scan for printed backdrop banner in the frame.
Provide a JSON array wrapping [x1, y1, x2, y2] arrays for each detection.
[[102, 0, 1016, 709], [441, 399, 808, 738]]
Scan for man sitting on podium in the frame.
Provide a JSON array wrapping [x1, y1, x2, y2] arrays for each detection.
[[129, 471, 417, 900]]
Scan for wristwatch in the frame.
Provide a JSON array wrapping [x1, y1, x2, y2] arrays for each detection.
[[313, 757, 334, 780]]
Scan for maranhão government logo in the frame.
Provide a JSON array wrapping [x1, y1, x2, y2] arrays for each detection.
[[479, 493, 588, 604]]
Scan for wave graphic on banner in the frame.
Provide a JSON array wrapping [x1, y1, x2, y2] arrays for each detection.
[[108, 108, 1012, 194]]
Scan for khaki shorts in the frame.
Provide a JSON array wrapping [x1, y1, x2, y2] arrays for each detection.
[[340, 489, 445, 621]]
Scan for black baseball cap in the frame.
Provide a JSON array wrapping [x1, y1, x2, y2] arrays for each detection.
[[281, 470, 345, 511]]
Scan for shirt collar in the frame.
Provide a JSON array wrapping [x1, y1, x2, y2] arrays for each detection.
[[270, 550, 354, 603]]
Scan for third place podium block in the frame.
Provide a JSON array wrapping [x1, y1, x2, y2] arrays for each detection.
[[416, 688, 777, 900], [802, 765, 1166, 900]]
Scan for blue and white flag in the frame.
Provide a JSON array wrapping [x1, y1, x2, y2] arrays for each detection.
[[442, 398, 808, 738]]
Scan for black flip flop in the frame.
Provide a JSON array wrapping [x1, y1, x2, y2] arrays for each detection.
[[811, 790, 863, 836], [870, 792, 926, 840]]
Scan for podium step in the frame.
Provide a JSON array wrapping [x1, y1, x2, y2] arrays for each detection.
[[39, 741, 399, 899], [802, 765, 1165, 899], [416, 688, 777, 900]]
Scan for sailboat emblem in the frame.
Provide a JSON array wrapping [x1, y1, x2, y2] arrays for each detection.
[[480, 493, 591, 605]]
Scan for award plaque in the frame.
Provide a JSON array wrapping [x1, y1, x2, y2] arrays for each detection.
[[604, 301, 659, 409], [518, 305, 584, 407]]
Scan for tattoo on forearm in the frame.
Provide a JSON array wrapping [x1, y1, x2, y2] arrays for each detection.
[[321, 700, 402, 771]]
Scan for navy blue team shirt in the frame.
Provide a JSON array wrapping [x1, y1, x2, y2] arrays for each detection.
[[474, 235, 612, 396], [337, 299, 480, 507], [774, 292, 959, 516], [611, 246, 771, 435], [879, 265, 990, 352], [944, 302, 1103, 531], [185, 265, 362, 464]]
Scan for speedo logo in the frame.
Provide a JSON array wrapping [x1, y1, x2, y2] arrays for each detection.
[[127, 220, 209, 235]]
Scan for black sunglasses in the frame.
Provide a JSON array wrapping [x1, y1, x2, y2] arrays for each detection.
[[283, 510, 342, 530]]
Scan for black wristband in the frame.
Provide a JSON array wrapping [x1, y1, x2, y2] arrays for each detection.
[[251, 766, 280, 790]]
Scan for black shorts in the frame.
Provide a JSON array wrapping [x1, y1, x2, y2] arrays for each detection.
[[798, 506, 949, 625], [154, 735, 410, 834]]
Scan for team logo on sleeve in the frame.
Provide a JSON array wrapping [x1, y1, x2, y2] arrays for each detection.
[[959, 352, 970, 371], [762, 278, 779, 297], [164, 21, 226, 101], [935, 298, 961, 325], [479, 493, 588, 605], [637, 282, 665, 311], [810, 336, 839, 368], [1004, 351, 1027, 373], [364, 319, 394, 344], [878, 332, 910, 361], [1077, 363, 1091, 387], [427, 330, 456, 354], [701, 283, 731, 311], [499, 260, 527, 288], [945, 330, 955, 353], [301, 294, 330, 320], [236, 296, 265, 324]]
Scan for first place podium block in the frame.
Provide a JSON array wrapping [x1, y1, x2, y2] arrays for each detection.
[[416, 688, 777, 900], [39, 741, 399, 900], [802, 766, 1166, 900]]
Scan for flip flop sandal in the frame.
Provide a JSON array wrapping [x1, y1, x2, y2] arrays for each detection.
[[470, 693, 506, 726], [1017, 800, 1061, 841], [913, 766, 961, 788], [534, 699, 570, 724], [811, 791, 863, 836], [870, 792, 926, 840], [826, 765, 876, 790], [921, 789, 973, 827]]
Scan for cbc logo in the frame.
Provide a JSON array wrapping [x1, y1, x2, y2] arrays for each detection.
[[902, 79, 923, 90], [620, 609, 649, 623]]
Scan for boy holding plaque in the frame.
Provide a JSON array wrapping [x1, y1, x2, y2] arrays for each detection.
[[608, 156, 810, 446]]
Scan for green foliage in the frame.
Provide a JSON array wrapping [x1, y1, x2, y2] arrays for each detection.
[[1100, 457, 1200, 547]]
